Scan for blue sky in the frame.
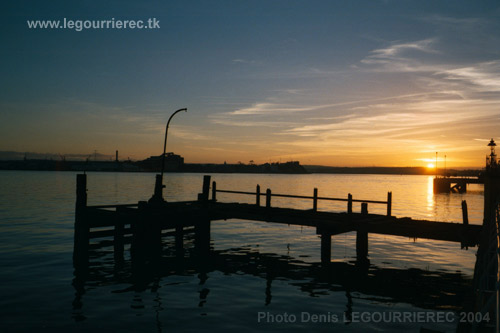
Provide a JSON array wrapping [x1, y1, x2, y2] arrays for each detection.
[[1, 0, 499, 166]]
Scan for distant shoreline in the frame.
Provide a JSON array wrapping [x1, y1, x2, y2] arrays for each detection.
[[0, 159, 481, 176]]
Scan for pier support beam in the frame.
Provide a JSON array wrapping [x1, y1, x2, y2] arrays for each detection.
[[356, 232, 368, 262], [256, 185, 261, 206], [150, 174, 165, 203], [114, 207, 126, 263], [313, 188, 318, 212], [131, 201, 162, 263], [74, 174, 89, 267], [175, 225, 184, 257], [387, 192, 392, 216], [462, 200, 469, 225], [211, 181, 217, 201], [356, 203, 369, 263], [195, 219, 211, 256], [347, 193, 353, 214], [317, 228, 331, 265], [198, 175, 211, 201]]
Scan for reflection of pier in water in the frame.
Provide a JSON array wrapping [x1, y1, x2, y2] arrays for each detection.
[[73, 240, 473, 322]]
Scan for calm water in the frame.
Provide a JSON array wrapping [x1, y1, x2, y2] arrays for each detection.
[[0, 171, 485, 332]]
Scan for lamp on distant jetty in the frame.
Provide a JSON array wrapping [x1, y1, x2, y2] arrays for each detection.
[[487, 138, 497, 170], [150, 107, 187, 203]]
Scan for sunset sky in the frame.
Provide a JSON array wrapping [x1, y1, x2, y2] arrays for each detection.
[[1, 0, 500, 167]]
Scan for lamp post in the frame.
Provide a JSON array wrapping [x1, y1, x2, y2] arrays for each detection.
[[435, 152, 438, 177], [444, 154, 446, 177], [151, 107, 187, 202]]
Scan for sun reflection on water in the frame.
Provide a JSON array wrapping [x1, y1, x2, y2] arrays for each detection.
[[426, 176, 434, 215]]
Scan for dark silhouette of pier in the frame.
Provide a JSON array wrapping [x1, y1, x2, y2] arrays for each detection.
[[433, 176, 483, 193], [73, 174, 481, 271]]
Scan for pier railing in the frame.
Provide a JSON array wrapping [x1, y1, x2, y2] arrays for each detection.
[[210, 181, 392, 216]]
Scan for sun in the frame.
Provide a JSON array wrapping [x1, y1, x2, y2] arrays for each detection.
[[427, 163, 435, 169]]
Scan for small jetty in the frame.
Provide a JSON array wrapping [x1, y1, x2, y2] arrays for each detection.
[[433, 176, 482, 193], [74, 174, 481, 268], [73, 139, 500, 332]]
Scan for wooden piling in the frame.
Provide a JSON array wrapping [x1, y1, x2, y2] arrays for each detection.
[[361, 202, 368, 215], [153, 174, 163, 200], [76, 174, 87, 210], [313, 188, 318, 212], [175, 225, 184, 256], [131, 201, 148, 262], [256, 185, 261, 206], [114, 207, 125, 261], [387, 192, 392, 217], [74, 174, 89, 266], [266, 189, 272, 208], [462, 200, 469, 225], [212, 181, 217, 201], [357, 202, 369, 262], [195, 219, 211, 255], [198, 175, 211, 201], [356, 232, 368, 262], [320, 232, 331, 265], [347, 193, 353, 214]]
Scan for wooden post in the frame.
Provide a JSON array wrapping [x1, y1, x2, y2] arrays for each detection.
[[357, 202, 368, 262], [114, 207, 125, 262], [195, 219, 211, 255], [462, 200, 469, 225], [387, 192, 392, 217], [212, 181, 217, 201], [198, 175, 211, 201], [266, 189, 272, 208], [74, 174, 89, 267], [320, 232, 331, 265], [347, 193, 353, 214], [131, 201, 148, 262], [153, 174, 163, 199], [361, 202, 368, 215], [356, 231, 368, 261], [313, 188, 318, 212], [256, 185, 261, 206], [175, 225, 184, 256], [76, 174, 87, 210]]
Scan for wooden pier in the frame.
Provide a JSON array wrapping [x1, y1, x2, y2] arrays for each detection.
[[433, 177, 483, 193], [74, 174, 482, 268]]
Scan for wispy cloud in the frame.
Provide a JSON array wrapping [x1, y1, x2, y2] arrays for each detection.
[[420, 14, 487, 31], [227, 102, 318, 115], [437, 61, 500, 92], [361, 38, 439, 67], [232, 58, 259, 65], [209, 117, 298, 128]]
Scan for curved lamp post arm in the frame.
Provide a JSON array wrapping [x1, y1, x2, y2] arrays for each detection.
[[160, 108, 187, 183]]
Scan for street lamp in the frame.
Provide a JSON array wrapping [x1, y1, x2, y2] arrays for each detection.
[[435, 152, 438, 177], [444, 154, 446, 177], [151, 107, 187, 202]]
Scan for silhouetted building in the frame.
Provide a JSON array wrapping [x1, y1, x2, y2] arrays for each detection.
[[136, 152, 184, 172]]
